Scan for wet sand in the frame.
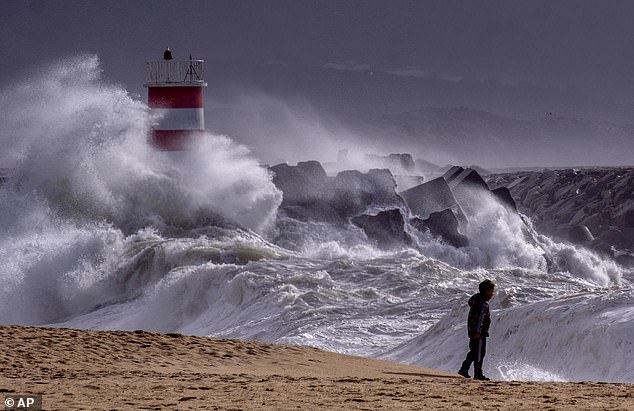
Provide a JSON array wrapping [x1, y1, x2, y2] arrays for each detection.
[[1, 326, 632, 410]]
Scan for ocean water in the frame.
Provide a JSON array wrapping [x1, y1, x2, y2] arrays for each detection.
[[1, 55, 632, 383]]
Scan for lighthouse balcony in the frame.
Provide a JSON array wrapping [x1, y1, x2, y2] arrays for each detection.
[[145, 60, 206, 85]]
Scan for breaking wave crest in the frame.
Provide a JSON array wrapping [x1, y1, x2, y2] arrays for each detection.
[[0, 54, 281, 323], [0, 54, 281, 234], [0, 55, 632, 384]]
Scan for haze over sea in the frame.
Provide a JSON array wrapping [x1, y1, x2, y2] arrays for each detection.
[[1, 56, 632, 383]]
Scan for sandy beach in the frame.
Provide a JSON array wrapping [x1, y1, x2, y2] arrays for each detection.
[[0, 326, 631, 410]]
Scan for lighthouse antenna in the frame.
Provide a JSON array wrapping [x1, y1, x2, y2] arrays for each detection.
[[185, 53, 200, 82]]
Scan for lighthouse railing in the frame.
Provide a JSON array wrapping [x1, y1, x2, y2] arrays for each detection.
[[146, 60, 205, 84]]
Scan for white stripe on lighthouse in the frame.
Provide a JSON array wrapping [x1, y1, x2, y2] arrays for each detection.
[[151, 108, 205, 130]]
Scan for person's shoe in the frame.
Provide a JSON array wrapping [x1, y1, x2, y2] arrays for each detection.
[[473, 375, 490, 381], [458, 369, 471, 378]]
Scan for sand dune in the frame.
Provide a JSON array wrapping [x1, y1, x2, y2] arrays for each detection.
[[0, 326, 632, 410]]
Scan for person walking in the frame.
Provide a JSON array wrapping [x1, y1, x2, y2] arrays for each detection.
[[458, 279, 495, 380]]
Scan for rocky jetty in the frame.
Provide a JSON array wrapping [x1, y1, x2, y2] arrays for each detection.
[[270, 161, 412, 249], [410, 209, 469, 248], [399, 177, 460, 220], [364, 153, 416, 174], [351, 209, 412, 248], [270, 161, 516, 250], [488, 167, 634, 264], [324, 152, 437, 192], [271, 161, 632, 266], [332, 168, 405, 217]]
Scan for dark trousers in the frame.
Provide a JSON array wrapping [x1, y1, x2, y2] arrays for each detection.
[[460, 337, 487, 377]]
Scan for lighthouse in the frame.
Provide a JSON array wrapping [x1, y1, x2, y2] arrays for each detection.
[[144, 51, 207, 150]]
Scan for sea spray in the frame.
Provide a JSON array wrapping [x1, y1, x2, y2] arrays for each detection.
[[0, 54, 281, 322], [384, 285, 634, 383], [0, 195, 127, 324], [0, 54, 281, 234], [0, 54, 632, 384], [404, 188, 622, 288]]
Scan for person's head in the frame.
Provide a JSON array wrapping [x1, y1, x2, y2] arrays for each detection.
[[479, 279, 495, 299]]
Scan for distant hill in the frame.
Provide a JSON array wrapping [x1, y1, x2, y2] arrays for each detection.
[[348, 107, 634, 167], [205, 63, 634, 168]]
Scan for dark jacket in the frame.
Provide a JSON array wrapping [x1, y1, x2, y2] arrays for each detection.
[[467, 292, 491, 338]]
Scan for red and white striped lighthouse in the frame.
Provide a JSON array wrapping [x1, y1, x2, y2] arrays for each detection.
[[144, 53, 207, 150]]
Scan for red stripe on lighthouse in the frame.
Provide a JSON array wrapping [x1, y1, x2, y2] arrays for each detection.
[[148, 87, 203, 108]]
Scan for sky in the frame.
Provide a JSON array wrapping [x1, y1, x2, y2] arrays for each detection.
[[1, 0, 633, 167]]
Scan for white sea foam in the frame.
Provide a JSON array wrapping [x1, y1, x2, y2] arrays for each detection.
[[409, 188, 621, 286], [0, 54, 632, 384], [0, 54, 281, 234], [385, 288, 634, 383], [461, 192, 548, 269], [0, 54, 281, 322]]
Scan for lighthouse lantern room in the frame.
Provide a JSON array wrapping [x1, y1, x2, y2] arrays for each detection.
[[144, 52, 207, 150]]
